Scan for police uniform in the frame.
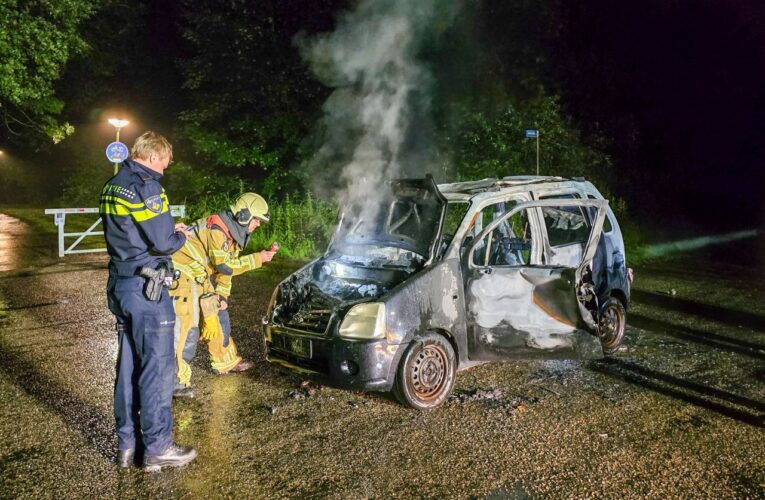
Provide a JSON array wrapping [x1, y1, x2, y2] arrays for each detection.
[[170, 212, 262, 385], [100, 158, 186, 458]]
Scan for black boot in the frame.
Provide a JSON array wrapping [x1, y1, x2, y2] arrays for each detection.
[[117, 448, 135, 468], [143, 443, 197, 472], [173, 386, 195, 398]]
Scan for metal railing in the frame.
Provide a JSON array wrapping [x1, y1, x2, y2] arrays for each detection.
[[45, 206, 186, 258]]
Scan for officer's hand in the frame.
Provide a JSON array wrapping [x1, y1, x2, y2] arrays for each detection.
[[218, 296, 228, 311], [259, 250, 276, 263], [181, 228, 194, 239], [175, 222, 188, 232]]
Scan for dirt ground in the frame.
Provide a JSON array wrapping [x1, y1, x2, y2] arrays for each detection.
[[0, 213, 763, 498]]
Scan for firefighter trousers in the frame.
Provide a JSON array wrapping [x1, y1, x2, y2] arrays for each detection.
[[170, 275, 242, 386]]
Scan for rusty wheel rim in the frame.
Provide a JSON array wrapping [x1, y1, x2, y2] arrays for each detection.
[[599, 302, 625, 349], [410, 344, 448, 401]]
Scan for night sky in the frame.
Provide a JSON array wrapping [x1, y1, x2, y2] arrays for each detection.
[[547, 0, 765, 233], [9, 0, 765, 236], [135, 0, 765, 234]]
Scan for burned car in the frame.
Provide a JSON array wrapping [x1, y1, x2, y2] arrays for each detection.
[[263, 176, 632, 409]]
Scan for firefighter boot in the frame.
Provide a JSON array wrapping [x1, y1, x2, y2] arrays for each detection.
[[229, 359, 254, 372]]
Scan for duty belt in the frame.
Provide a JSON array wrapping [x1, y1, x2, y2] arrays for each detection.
[[109, 258, 169, 277]]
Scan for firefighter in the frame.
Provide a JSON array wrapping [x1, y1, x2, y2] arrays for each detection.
[[100, 131, 197, 471], [170, 192, 276, 397]]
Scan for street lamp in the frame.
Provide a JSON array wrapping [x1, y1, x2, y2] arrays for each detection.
[[107, 118, 129, 174], [108, 118, 129, 141]]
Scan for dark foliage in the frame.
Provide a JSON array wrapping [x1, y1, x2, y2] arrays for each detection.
[[177, 0, 347, 197]]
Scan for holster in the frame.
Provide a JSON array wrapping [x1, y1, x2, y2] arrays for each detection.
[[139, 262, 174, 302]]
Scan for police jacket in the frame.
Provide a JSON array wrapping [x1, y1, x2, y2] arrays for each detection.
[[172, 212, 262, 298], [100, 159, 186, 276]]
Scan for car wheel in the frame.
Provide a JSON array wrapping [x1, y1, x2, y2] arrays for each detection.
[[599, 297, 626, 354], [393, 333, 456, 410]]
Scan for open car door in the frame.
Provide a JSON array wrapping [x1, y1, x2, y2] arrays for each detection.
[[464, 198, 608, 361]]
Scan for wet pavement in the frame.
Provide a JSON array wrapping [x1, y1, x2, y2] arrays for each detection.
[[0, 213, 763, 498], [0, 213, 55, 272]]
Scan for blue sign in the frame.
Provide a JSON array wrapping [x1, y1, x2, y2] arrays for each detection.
[[105, 141, 129, 163], [525, 129, 539, 138]]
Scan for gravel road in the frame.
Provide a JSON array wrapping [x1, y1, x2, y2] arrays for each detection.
[[0, 214, 763, 498]]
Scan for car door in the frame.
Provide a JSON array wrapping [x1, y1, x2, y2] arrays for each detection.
[[463, 198, 608, 361]]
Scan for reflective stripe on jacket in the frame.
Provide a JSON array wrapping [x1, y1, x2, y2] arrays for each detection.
[[100, 159, 186, 275], [172, 214, 262, 298]]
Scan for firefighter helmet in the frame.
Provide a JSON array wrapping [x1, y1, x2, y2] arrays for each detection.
[[230, 192, 270, 225]]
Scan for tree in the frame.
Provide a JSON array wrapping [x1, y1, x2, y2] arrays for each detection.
[[0, 0, 98, 144], [440, 96, 611, 182], [427, 1, 613, 185], [177, 0, 345, 196], [46, 0, 193, 206]]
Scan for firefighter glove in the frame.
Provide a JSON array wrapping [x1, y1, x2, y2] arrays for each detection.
[[199, 293, 220, 318]]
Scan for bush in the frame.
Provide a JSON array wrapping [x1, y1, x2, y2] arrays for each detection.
[[181, 189, 337, 260], [247, 194, 337, 259]]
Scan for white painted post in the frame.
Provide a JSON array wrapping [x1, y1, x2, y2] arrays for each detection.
[[55, 212, 66, 258]]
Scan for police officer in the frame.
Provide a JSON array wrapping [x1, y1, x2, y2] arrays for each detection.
[[100, 131, 196, 472]]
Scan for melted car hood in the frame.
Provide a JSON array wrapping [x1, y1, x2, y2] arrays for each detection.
[[272, 255, 420, 328], [272, 176, 446, 331], [329, 176, 447, 262]]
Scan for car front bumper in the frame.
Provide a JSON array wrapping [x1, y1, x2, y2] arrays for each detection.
[[265, 325, 404, 392]]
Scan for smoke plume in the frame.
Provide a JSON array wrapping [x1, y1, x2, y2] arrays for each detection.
[[299, 0, 459, 220]]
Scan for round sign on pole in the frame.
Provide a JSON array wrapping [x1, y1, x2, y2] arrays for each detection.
[[106, 141, 130, 163]]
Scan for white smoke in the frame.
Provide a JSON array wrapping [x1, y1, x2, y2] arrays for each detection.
[[299, 0, 458, 221]]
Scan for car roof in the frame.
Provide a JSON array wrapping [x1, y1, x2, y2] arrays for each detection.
[[437, 176, 596, 202]]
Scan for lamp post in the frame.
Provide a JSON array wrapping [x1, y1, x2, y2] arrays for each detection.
[[107, 118, 129, 174]]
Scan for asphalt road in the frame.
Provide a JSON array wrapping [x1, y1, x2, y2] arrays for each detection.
[[0, 213, 763, 498]]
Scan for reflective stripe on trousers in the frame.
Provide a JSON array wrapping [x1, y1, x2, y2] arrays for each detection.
[[207, 309, 241, 373], [171, 274, 242, 380], [171, 275, 200, 386]]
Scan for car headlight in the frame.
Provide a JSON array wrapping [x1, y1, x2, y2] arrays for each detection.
[[266, 287, 279, 318], [338, 303, 386, 340], [262, 287, 279, 342]]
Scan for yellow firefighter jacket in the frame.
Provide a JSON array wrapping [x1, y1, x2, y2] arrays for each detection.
[[172, 213, 262, 298]]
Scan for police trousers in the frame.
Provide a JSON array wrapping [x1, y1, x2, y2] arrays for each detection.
[[107, 274, 176, 456]]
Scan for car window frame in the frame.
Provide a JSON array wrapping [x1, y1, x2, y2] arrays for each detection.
[[451, 192, 534, 261], [467, 198, 608, 273], [586, 193, 614, 234], [475, 206, 536, 267], [534, 191, 594, 250]]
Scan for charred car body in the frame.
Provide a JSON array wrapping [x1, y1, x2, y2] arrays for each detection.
[[263, 176, 632, 409]]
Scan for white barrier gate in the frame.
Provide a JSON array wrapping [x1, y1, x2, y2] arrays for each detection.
[[45, 206, 186, 258]]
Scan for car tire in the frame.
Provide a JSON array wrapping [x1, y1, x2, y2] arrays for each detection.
[[599, 297, 626, 354], [392, 332, 456, 410]]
